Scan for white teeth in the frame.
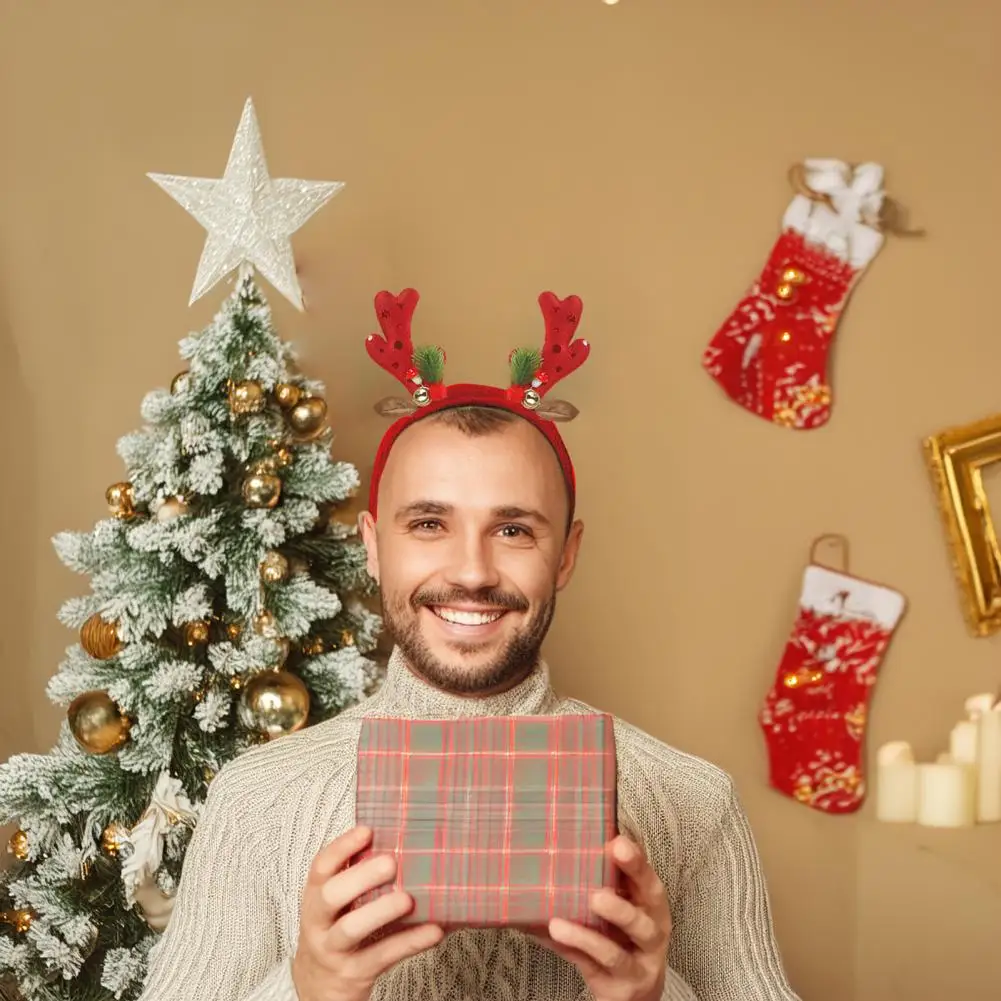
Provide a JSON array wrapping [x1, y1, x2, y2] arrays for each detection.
[[433, 608, 504, 626]]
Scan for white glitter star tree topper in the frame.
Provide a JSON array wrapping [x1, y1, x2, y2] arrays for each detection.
[[148, 97, 344, 310]]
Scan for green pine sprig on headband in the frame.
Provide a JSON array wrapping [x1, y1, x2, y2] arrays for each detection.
[[509, 347, 542, 387], [412, 345, 446, 386]]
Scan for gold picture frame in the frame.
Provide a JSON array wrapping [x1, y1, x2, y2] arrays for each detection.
[[924, 412, 1001, 638]]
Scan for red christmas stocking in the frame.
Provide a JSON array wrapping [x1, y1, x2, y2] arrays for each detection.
[[702, 159, 888, 430], [759, 542, 907, 814]]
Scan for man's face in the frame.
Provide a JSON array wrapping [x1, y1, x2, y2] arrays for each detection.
[[358, 415, 584, 696]]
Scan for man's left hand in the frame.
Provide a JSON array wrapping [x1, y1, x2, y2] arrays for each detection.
[[536, 835, 671, 1001]]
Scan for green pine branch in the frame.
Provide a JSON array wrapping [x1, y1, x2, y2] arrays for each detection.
[[412, 345, 445, 385], [509, 347, 541, 387]]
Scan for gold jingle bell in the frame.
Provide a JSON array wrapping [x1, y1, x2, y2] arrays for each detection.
[[521, 389, 541, 410], [7, 830, 29, 861], [80, 613, 125, 660], [274, 383, 302, 409], [237, 670, 311, 739], [184, 620, 211, 646], [288, 396, 327, 437], [67, 691, 131, 754], [242, 469, 282, 509], [412, 386, 431, 406], [229, 380, 266, 415], [260, 551, 290, 584], [106, 482, 136, 519]]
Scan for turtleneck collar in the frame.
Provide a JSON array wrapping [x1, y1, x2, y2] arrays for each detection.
[[371, 646, 559, 719]]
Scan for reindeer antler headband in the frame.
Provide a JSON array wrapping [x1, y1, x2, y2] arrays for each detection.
[[365, 289, 591, 518]]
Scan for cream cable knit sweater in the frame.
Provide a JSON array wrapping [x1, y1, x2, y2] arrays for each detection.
[[140, 650, 801, 1001]]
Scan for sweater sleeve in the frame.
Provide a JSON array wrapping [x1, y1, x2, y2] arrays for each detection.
[[669, 781, 802, 1001], [139, 771, 295, 1001]]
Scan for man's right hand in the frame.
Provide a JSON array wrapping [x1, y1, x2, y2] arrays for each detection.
[[291, 825, 444, 1001]]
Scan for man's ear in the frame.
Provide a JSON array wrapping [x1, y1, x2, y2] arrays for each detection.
[[357, 511, 380, 583], [555, 519, 584, 592]]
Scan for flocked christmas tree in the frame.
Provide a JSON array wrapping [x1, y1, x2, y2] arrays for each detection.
[[0, 99, 381, 1000]]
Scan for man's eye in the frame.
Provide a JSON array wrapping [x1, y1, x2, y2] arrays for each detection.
[[410, 520, 443, 533], [499, 524, 532, 539]]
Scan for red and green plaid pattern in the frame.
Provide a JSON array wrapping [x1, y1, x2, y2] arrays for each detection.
[[351, 714, 619, 933]]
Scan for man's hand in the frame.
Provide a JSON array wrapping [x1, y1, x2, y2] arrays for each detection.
[[537, 836, 671, 1001], [291, 826, 444, 1001]]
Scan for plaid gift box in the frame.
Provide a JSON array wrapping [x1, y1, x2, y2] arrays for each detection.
[[351, 714, 620, 934]]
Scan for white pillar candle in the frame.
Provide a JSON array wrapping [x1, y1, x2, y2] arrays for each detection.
[[875, 741, 919, 823], [917, 762, 975, 828], [966, 693, 1001, 823], [949, 719, 979, 807]]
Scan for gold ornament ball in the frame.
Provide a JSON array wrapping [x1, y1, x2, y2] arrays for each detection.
[[237, 671, 311, 739], [288, 396, 327, 437], [80, 613, 124, 660], [260, 551, 290, 584], [170, 371, 191, 395], [229, 380, 266, 415], [155, 496, 190, 523], [274, 383, 302, 409], [106, 482, 136, 519], [1, 909, 33, 934], [184, 620, 211, 646], [8, 830, 29, 861], [67, 691, 131, 755], [252, 609, 279, 638], [101, 822, 130, 857], [242, 470, 282, 509]]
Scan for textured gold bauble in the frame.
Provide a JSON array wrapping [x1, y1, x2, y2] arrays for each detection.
[[229, 380, 266, 415], [106, 482, 136, 519], [252, 610, 279, 638], [101, 822, 130, 857], [274, 383, 302, 409], [237, 671, 311, 739], [155, 496, 190, 523], [184, 620, 211, 646], [242, 471, 282, 509], [288, 396, 327, 437], [67, 691, 131, 754], [80, 614, 124, 660], [259, 551, 290, 584], [1, 909, 33, 933], [170, 371, 191, 395], [7, 830, 29, 861]]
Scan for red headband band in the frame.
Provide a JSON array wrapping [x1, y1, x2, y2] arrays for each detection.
[[365, 289, 591, 520]]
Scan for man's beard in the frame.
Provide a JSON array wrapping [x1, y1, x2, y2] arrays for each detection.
[[380, 584, 556, 695]]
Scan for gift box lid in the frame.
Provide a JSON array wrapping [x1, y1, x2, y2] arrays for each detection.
[[352, 713, 620, 932]]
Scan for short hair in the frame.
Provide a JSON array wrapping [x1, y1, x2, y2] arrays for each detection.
[[424, 404, 520, 436]]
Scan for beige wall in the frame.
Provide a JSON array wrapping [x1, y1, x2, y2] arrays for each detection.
[[2, 1, 1000, 998]]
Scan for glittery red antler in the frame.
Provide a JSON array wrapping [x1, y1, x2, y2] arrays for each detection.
[[366, 289, 447, 416], [508, 292, 590, 421]]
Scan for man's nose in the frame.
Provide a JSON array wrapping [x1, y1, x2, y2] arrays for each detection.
[[442, 531, 501, 592]]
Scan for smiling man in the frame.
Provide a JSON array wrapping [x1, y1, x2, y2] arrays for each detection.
[[139, 290, 801, 1001]]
